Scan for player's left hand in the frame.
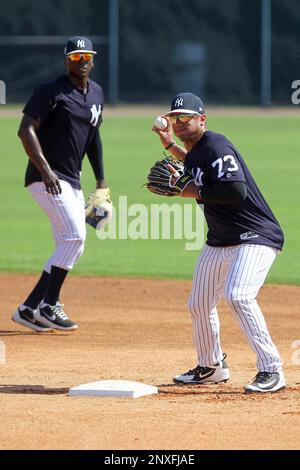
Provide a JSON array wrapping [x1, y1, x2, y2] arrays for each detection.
[[85, 187, 113, 230], [145, 157, 194, 197]]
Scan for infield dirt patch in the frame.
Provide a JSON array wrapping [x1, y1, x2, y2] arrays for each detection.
[[0, 274, 299, 450]]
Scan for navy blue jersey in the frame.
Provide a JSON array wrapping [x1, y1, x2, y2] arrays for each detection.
[[185, 130, 284, 250], [23, 75, 104, 189]]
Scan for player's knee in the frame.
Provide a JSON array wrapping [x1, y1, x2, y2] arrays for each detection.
[[64, 232, 86, 262], [188, 296, 201, 318], [73, 235, 85, 259], [72, 226, 86, 246], [224, 287, 246, 307], [65, 238, 85, 269]]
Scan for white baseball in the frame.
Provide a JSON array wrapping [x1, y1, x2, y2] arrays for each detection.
[[154, 116, 168, 130]]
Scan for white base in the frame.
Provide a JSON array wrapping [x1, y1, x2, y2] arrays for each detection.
[[69, 380, 158, 398]]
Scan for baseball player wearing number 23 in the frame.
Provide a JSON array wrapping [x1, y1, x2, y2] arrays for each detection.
[[12, 36, 112, 332], [152, 93, 285, 393]]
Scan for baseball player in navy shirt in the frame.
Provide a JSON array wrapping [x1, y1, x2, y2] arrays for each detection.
[[153, 92, 285, 393], [13, 36, 111, 332]]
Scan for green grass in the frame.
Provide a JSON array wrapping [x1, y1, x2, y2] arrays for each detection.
[[1, 115, 299, 284]]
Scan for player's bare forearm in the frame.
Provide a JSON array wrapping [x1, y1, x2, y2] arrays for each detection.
[[166, 142, 187, 161], [152, 125, 187, 162], [18, 115, 61, 194], [181, 181, 202, 200], [18, 115, 51, 174], [18, 126, 51, 175]]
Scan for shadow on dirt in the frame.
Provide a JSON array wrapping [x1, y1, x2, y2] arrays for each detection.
[[0, 385, 69, 395], [157, 383, 245, 396], [0, 330, 69, 336]]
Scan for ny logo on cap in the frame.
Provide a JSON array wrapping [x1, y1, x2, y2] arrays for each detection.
[[175, 97, 184, 107], [77, 39, 85, 48]]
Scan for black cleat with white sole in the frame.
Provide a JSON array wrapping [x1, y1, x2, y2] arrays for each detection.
[[245, 371, 286, 393], [12, 306, 52, 332], [173, 353, 230, 384], [36, 303, 78, 331]]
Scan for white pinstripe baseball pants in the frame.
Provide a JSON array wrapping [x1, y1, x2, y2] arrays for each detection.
[[28, 181, 86, 272], [189, 244, 282, 372]]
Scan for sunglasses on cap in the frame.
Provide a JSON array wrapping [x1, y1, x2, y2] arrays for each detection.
[[169, 114, 199, 124], [68, 53, 93, 62]]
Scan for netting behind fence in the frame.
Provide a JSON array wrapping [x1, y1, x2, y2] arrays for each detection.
[[0, 0, 299, 105]]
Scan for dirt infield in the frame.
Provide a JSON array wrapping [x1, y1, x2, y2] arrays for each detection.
[[0, 273, 299, 450]]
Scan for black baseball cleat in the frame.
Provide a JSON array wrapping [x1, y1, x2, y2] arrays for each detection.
[[245, 371, 286, 393], [173, 353, 230, 384], [12, 306, 52, 332], [36, 302, 78, 331]]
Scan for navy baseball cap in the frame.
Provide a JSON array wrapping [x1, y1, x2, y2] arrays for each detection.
[[64, 36, 97, 56], [165, 92, 205, 116]]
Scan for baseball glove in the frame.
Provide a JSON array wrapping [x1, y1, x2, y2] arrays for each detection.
[[146, 157, 194, 196], [85, 187, 113, 230]]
